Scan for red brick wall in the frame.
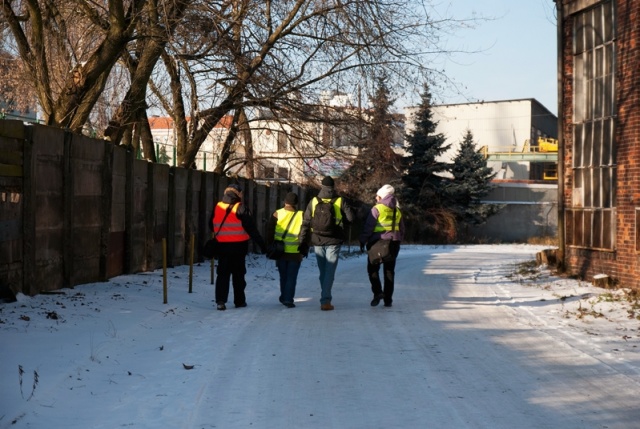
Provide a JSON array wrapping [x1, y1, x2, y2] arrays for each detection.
[[561, 0, 640, 288]]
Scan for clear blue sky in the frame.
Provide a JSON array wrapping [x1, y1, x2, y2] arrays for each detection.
[[421, 0, 558, 115]]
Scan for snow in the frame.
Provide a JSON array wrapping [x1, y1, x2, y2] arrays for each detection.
[[1, 244, 639, 429]]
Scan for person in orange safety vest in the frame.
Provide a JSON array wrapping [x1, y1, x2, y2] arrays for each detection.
[[209, 184, 266, 311]]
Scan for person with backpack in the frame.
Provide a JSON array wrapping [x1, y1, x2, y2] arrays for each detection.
[[210, 184, 266, 311], [359, 184, 405, 307], [266, 192, 305, 308], [299, 176, 354, 311]]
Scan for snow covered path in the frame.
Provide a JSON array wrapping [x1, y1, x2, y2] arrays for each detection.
[[2, 245, 640, 428]]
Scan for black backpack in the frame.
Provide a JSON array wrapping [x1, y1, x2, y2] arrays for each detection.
[[311, 197, 338, 236]]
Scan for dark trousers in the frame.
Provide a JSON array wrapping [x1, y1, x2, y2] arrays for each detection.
[[276, 258, 301, 304], [215, 255, 247, 306], [367, 241, 400, 303]]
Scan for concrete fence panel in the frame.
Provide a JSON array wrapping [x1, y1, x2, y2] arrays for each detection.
[[0, 121, 345, 299], [31, 125, 66, 294], [0, 121, 27, 297]]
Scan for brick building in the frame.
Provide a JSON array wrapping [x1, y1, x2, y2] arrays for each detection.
[[557, 0, 640, 287]]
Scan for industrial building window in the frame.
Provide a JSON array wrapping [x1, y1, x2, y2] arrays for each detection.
[[568, 0, 616, 250]]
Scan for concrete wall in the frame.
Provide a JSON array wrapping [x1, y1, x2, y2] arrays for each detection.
[[470, 181, 558, 242]]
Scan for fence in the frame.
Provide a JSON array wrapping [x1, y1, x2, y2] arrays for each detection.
[[0, 120, 316, 299], [1, 120, 553, 299]]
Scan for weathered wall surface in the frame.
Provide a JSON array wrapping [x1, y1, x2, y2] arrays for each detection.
[[0, 121, 306, 299], [470, 181, 558, 242]]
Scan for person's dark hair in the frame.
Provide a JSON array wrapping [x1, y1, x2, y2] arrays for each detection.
[[321, 176, 334, 187], [285, 192, 299, 206]]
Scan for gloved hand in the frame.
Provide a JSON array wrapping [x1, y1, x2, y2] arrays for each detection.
[[298, 243, 309, 258], [360, 243, 365, 253]]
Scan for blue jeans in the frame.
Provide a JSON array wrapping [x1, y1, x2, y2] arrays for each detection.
[[314, 245, 341, 304], [276, 259, 301, 304]]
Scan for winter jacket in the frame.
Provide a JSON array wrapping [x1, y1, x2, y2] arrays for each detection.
[[209, 190, 266, 256], [359, 194, 405, 246], [266, 204, 304, 262], [299, 186, 355, 246], [213, 203, 250, 242]]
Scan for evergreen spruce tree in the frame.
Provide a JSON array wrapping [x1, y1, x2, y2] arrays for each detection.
[[401, 83, 451, 211], [400, 83, 455, 242], [342, 77, 401, 200], [445, 129, 500, 228]]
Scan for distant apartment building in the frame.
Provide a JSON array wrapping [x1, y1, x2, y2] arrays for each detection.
[[248, 116, 313, 183], [404, 98, 558, 181], [247, 102, 404, 183], [148, 91, 398, 185], [0, 102, 38, 123], [149, 113, 357, 184], [148, 115, 235, 173]]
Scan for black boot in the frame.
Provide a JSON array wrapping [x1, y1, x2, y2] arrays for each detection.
[[370, 294, 383, 307]]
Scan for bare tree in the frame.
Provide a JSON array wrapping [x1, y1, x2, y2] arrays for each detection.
[[141, 0, 478, 171], [0, 42, 35, 115], [1, 0, 147, 131], [2, 0, 480, 174]]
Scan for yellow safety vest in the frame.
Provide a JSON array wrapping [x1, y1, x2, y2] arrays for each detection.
[[275, 208, 303, 253], [310, 196, 343, 225], [373, 204, 401, 233]]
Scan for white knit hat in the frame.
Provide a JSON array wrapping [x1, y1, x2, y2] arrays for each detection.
[[376, 184, 395, 199]]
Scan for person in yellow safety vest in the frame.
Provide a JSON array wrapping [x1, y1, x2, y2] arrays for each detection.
[[359, 184, 405, 308], [209, 184, 266, 311], [299, 176, 354, 311], [266, 192, 306, 308]]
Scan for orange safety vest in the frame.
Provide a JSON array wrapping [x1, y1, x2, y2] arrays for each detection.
[[212, 202, 250, 242]]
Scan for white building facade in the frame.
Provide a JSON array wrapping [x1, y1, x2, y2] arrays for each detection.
[[404, 98, 558, 180], [149, 116, 234, 172]]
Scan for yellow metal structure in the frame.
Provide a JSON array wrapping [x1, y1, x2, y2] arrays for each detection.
[[537, 137, 558, 152], [477, 137, 559, 181]]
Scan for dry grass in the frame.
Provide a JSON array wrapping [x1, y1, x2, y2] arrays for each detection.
[[509, 259, 640, 322], [526, 236, 558, 246]]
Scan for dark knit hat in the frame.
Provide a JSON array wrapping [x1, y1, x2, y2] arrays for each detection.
[[321, 176, 335, 187], [284, 192, 299, 206], [224, 184, 243, 198]]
